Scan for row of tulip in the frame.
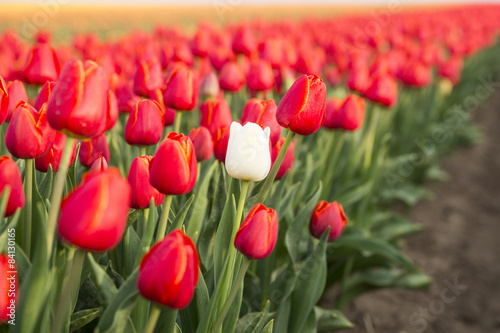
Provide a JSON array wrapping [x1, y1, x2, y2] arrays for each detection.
[[0, 4, 500, 333]]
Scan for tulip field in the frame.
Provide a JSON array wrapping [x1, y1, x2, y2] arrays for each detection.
[[1, 3, 500, 333]]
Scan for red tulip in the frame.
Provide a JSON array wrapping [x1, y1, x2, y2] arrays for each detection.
[[0, 156, 25, 217], [276, 74, 326, 135], [234, 203, 278, 259], [398, 61, 432, 87], [246, 59, 275, 92], [0, 76, 8, 125], [133, 58, 164, 97], [199, 98, 232, 137], [213, 126, 230, 163], [79, 133, 110, 168], [271, 138, 294, 180], [191, 29, 211, 58], [149, 88, 175, 126], [23, 43, 60, 85], [125, 100, 164, 146], [219, 61, 245, 92], [0, 254, 18, 322], [323, 98, 343, 129], [188, 126, 214, 162], [163, 63, 198, 111], [35, 132, 77, 173], [33, 81, 55, 111], [5, 102, 55, 159], [115, 79, 141, 114], [47, 59, 108, 139], [325, 95, 365, 131], [57, 168, 131, 251], [138, 229, 199, 309], [232, 25, 257, 57], [127, 156, 165, 209], [88, 155, 108, 173], [105, 90, 119, 131], [365, 74, 398, 108], [310, 201, 347, 242], [150, 132, 197, 195], [438, 56, 463, 85], [324, 67, 342, 87], [241, 98, 282, 146], [346, 66, 370, 94], [5, 80, 27, 122]]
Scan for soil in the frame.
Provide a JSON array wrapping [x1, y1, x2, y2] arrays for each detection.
[[335, 91, 500, 333]]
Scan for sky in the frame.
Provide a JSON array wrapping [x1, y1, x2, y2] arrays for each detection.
[[5, 0, 500, 5]]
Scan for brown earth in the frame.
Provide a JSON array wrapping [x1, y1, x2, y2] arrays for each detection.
[[336, 91, 500, 332]]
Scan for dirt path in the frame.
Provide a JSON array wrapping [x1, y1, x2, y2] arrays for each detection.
[[338, 91, 500, 333]]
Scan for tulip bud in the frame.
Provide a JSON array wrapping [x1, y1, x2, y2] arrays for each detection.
[[133, 58, 164, 97], [5, 80, 27, 122], [35, 132, 77, 173], [125, 100, 164, 146], [326, 95, 365, 131], [323, 98, 343, 129], [149, 88, 175, 126], [246, 59, 275, 93], [276, 74, 326, 135], [234, 204, 278, 259], [365, 74, 398, 108], [33, 81, 55, 111], [58, 168, 131, 251], [241, 98, 282, 146], [47, 59, 108, 139], [310, 201, 347, 242], [188, 126, 214, 162], [5, 102, 56, 159], [88, 155, 108, 173], [199, 71, 220, 100], [219, 61, 245, 92], [163, 63, 198, 111], [116, 79, 141, 114], [438, 56, 463, 85], [0, 254, 18, 322], [346, 66, 370, 94], [232, 25, 256, 57], [138, 229, 199, 309], [0, 76, 8, 125], [79, 133, 110, 168], [199, 98, 232, 137], [225, 122, 271, 181], [271, 138, 294, 180], [150, 132, 197, 195], [127, 156, 165, 209], [0, 156, 25, 217], [213, 126, 230, 162], [398, 61, 431, 87], [105, 90, 119, 131], [23, 43, 60, 85]]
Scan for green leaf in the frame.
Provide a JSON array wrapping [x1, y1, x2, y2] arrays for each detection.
[[261, 319, 273, 333], [127, 209, 142, 227], [122, 226, 140, 278], [169, 194, 194, 232], [213, 178, 237, 283], [96, 269, 139, 333], [285, 182, 322, 263], [330, 234, 418, 271], [187, 160, 218, 242], [14, 244, 31, 281], [287, 231, 329, 333], [180, 269, 209, 333], [87, 253, 118, 305], [235, 301, 270, 333], [70, 307, 102, 332], [315, 307, 353, 332], [38, 165, 54, 199]]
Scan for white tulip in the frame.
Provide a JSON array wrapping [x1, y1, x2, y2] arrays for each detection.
[[225, 121, 271, 181]]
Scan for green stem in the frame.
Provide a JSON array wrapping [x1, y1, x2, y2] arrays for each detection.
[[174, 111, 183, 133], [46, 136, 76, 258], [211, 257, 251, 333], [144, 304, 162, 333], [257, 130, 295, 203], [232, 181, 250, 241], [23, 158, 33, 257], [155, 195, 173, 243], [363, 109, 380, 170], [52, 248, 85, 333], [138, 146, 147, 157]]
